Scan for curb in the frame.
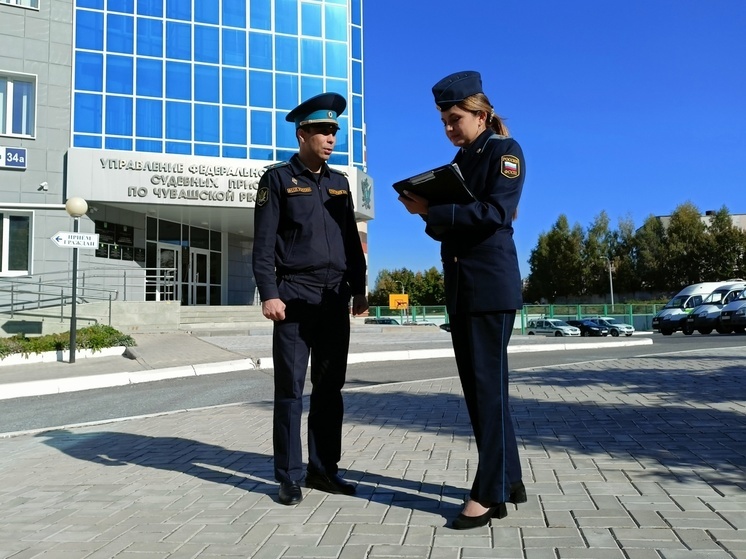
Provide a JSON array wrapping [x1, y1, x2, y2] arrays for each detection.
[[0, 346, 127, 367]]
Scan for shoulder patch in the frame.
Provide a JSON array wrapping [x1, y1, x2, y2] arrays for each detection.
[[500, 155, 520, 179], [256, 186, 269, 206], [330, 167, 348, 177]]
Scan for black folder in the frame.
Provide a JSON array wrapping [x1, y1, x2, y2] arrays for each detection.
[[392, 163, 475, 205]]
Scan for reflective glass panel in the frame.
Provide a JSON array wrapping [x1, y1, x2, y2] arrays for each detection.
[[275, 112, 295, 149], [165, 62, 191, 100], [107, 14, 134, 54], [137, 17, 162, 56], [275, 35, 298, 72], [137, 0, 162, 16], [166, 0, 191, 21], [325, 42, 347, 78], [248, 70, 272, 108], [275, 73, 298, 109], [166, 22, 191, 60], [195, 2, 218, 24], [194, 65, 219, 102], [301, 39, 322, 75], [301, 3, 321, 37], [75, 52, 104, 91], [195, 104, 219, 142], [106, 55, 133, 94], [11, 80, 34, 135], [275, 0, 298, 34], [324, 5, 346, 41], [223, 0, 247, 28], [105, 95, 133, 135], [250, 110, 272, 145], [76, 10, 104, 50], [222, 29, 247, 67], [136, 58, 162, 97], [194, 25, 219, 63], [166, 101, 191, 140], [249, 32, 272, 69], [222, 68, 247, 105], [136, 98, 162, 137], [222, 107, 247, 144], [249, 0, 270, 30], [74, 92, 102, 133]]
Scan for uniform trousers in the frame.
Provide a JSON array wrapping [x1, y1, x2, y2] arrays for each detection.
[[449, 310, 522, 504], [272, 280, 351, 484]]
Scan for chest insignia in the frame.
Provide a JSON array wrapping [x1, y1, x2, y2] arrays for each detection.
[[286, 186, 313, 195], [327, 189, 348, 196], [501, 155, 520, 178]]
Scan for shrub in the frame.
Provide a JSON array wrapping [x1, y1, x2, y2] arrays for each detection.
[[0, 324, 135, 360]]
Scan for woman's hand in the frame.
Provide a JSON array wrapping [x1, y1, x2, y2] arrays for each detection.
[[398, 190, 429, 215]]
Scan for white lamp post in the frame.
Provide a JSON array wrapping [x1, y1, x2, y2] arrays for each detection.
[[65, 197, 88, 364], [604, 256, 615, 307]]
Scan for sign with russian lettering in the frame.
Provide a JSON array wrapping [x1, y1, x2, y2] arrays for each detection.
[[0, 147, 27, 169], [51, 231, 100, 249]]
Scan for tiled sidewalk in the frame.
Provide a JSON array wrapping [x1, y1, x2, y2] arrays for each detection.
[[0, 347, 744, 558]]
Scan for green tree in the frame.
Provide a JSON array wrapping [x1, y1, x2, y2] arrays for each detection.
[[702, 207, 746, 280], [665, 202, 708, 285], [632, 215, 668, 291], [368, 267, 444, 306], [581, 211, 612, 297], [610, 216, 639, 293], [526, 215, 584, 301]]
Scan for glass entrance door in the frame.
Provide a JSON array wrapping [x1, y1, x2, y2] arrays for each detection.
[[188, 248, 210, 305], [156, 244, 179, 301]]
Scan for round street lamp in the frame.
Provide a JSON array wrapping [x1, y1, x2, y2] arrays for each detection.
[[65, 197, 88, 363]]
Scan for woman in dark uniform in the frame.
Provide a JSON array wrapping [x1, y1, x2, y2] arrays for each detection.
[[398, 71, 526, 529]]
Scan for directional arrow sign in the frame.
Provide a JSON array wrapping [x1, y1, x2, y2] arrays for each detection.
[[51, 231, 100, 249]]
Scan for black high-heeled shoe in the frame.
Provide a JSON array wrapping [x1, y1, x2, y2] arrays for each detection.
[[509, 481, 527, 505], [452, 502, 507, 529]]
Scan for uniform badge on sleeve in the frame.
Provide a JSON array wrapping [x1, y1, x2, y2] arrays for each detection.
[[256, 186, 269, 206], [501, 155, 520, 178]]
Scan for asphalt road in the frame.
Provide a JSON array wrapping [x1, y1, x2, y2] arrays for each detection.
[[1, 333, 743, 436]]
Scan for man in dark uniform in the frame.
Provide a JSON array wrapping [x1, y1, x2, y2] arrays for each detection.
[[252, 92, 368, 506]]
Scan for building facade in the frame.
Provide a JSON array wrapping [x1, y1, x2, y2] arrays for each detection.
[[0, 0, 374, 307]]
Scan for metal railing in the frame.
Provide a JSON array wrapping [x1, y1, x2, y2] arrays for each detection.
[[0, 266, 178, 323]]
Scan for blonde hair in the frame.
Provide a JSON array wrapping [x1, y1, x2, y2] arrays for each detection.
[[458, 93, 509, 136]]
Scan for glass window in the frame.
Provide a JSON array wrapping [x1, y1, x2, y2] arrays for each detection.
[[105, 137, 133, 149], [136, 58, 162, 97], [275, 112, 296, 149], [301, 3, 321, 37], [326, 42, 347, 78], [222, 107, 246, 144], [75, 52, 103, 91], [74, 134, 102, 148], [76, 10, 104, 50], [301, 39, 322, 75], [223, 0, 247, 28], [249, 0, 270, 30], [222, 146, 247, 158], [352, 26, 361, 59], [248, 70, 272, 108], [351, 0, 361, 25], [194, 65, 219, 102], [77, 0, 103, 8], [353, 129, 363, 164], [136, 98, 162, 137], [10, 79, 35, 136], [352, 94, 362, 128], [325, 5, 346, 41], [166, 0, 191, 21], [165, 62, 191, 100], [352, 60, 362, 94], [137, 17, 162, 56], [195, 104, 219, 142], [334, 115, 348, 153], [194, 25, 219, 63], [275, 0, 298, 34], [250, 110, 272, 145], [110, 0, 134, 13], [222, 29, 247, 67], [105, 95, 133, 135], [74, 92, 102, 134], [222, 68, 247, 105], [301, 75, 322, 101], [166, 22, 191, 60], [166, 101, 191, 140], [249, 32, 272, 69], [326, 78, 346, 96], [250, 147, 273, 160], [136, 139, 162, 151], [0, 213, 31, 276], [195, 2, 218, 24], [0, 79, 5, 133], [137, 0, 162, 17], [107, 14, 134, 54], [275, 35, 298, 72], [166, 141, 190, 154], [195, 144, 220, 156], [275, 73, 298, 109], [106, 55, 133, 94]]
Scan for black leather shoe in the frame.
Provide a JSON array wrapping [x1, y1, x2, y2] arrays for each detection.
[[452, 503, 507, 530], [509, 481, 527, 505], [278, 481, 303, 505], [305, 470, 356, 495]]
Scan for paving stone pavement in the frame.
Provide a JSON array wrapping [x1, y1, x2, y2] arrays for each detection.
[[0, 346, 744, 558]]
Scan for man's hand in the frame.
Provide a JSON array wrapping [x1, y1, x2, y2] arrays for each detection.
[[351, 294, 369, 316], [262, 298, 286, 321], [398, 190, 429, 215]]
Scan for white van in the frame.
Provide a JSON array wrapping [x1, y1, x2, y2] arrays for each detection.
[[719, 288, 746, 334], [652, 281, 739, 335], [684, 281, 746, 335]]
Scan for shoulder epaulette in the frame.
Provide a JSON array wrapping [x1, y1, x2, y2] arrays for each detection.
[[329, 167, 348, 177], [264, 161, 291, 171], [488, 134, 511, 141]]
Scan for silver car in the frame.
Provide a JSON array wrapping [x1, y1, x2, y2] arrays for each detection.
[[527, 319, 581, 337]]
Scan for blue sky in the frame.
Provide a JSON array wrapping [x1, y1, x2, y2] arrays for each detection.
[[361, 0, 746, 282]]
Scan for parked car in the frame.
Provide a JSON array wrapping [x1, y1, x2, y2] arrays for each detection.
[[588, 317, 635, 337], [364, 317, 399, 325], [719, 288, 746, 334], [685, 282, 746, 334], [526, 319, 580, 337], [566, 319, 609, 337], [652, 281, 742, 334]]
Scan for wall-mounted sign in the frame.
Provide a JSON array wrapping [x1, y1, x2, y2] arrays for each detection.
[[0, 147, 27, 170]]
